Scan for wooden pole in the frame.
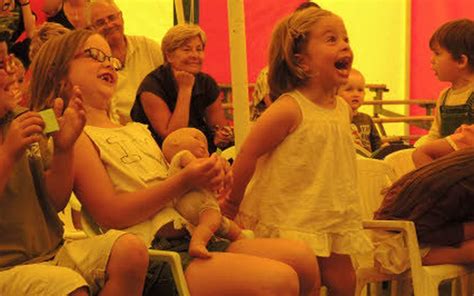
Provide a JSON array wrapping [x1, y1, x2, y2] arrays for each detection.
[[227, 0, 250, 151]]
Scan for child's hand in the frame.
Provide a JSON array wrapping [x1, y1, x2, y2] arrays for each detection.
[[213, 125, 234, 149], [1, 111, 44, 161], [51, 86, 86, 152], [216, 155, 233, 198], [184, 154, 225, 192]]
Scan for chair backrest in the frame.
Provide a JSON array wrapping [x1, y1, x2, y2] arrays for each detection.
[[383, 148, 416, 179], [80, 209, 105, 236], [356, 157, 396, 220], [220, 146, 236, 162]]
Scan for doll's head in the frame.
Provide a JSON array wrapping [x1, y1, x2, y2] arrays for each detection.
[[162, 127, 209, 162]]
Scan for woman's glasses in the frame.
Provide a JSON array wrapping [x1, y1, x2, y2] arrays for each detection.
[[75, 47, 123, 71]]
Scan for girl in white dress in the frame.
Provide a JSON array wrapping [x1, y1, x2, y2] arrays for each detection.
[[221, 7, 372, 296]]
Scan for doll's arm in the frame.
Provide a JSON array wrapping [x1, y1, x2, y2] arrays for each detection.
[[178, 150, 198, 168]]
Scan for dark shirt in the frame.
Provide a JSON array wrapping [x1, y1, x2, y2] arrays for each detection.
[[414, 178, 474, 247], [46, 5, 75, 30], [0, 1, 36, 66], [0, 2, 23, 44], [131, 64, 220, 152], [352, 112, 382, 152]]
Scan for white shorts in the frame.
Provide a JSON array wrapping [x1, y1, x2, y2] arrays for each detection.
[[0, 230, 126, 296]]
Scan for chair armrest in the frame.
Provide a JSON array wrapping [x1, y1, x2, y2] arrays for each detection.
[[363, 219, 415, 233], [148, 249, 191, 296], [363, 219, 424, 277]]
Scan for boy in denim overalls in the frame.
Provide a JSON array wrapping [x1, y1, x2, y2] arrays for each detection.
[[415, 19, 474, 147]]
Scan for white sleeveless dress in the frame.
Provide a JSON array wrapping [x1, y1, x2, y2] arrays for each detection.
[[236, 90, 372, 257]]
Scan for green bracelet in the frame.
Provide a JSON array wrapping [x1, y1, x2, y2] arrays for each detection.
[[20, 1, 30, 6]]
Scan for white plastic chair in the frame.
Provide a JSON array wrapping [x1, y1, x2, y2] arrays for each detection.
[[80, 210, 191, 296], [355, 157, 474, 296], [383, 148, 416, 179], [58, 195, 87, 240]]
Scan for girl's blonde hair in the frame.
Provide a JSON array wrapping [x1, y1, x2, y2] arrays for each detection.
[[268, 7, 334, 100], [161, 23, 206, 63], [29, 29, 95, 111]]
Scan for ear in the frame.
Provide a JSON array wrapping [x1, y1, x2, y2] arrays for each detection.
[[294, 53, 310, 73], [457, 54, 469, 70], [165, 51, 174, 64]]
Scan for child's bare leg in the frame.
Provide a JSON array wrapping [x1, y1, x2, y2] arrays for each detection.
[[318, 253, 355, 296], [189, 208, 222, 258], [423, 239, 474, 265], [100, 234, 149, 296]]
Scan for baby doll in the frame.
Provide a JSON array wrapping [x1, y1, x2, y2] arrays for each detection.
[[162, 127, 244, 258]]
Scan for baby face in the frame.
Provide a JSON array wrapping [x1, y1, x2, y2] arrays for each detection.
[[179, 129, 209, 158], [337, 69, 365, 112]]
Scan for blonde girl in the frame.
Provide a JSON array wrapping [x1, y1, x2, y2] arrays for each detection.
[[222, 7, 372, 296]]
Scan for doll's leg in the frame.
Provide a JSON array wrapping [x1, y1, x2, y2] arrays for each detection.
[[189, 208, 222, 258], [216, 216, 245, 241]]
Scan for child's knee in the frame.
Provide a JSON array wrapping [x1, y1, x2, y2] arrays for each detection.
[[110, 234, 149, 275]]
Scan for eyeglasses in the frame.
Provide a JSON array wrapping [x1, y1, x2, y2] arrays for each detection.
[[75, 47, 123, 71], [92, 11, 122, 29], [0, 54, 16, 74]]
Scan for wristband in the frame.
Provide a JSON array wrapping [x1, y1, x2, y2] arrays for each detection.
[[20, 1, 30, 6]]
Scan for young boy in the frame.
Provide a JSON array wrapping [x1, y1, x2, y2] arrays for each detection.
[[337, 68, 382, 154], [0, 43, 149, 296], [415, 19, 474, 147]]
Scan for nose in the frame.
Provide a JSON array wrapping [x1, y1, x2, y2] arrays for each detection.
[[102, 57, 115, 70]]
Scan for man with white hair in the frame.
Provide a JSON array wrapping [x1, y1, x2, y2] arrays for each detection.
[[88, 0, 163, 124]]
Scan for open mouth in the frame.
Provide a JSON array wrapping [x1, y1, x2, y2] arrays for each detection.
[[335, 57, 352, 70]]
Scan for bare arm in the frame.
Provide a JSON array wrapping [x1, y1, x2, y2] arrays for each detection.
[[0, 112, 44, 199], [18, 1, 36, 38], [44, 95, 86, 211], [412, 138, 454, 167], [414, 94, 443, 147], [73, 133, 226, 229], [141, 91, 192, 139], [205, 96, 229, 128], [41, 0, 62, 17], [220, 95, 301, 219]]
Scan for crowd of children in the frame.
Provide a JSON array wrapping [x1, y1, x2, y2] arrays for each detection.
[[1, 0, 474, 295]]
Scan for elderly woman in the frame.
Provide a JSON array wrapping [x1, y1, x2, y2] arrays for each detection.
[[30, 29, 319, 296], [131, 23, 233, 153], [42, 0, 88, 29]]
